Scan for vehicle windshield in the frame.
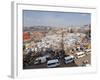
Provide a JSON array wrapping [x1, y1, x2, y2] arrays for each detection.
[[78, 54, 84, 56], [65, 58, 73, 61], [47, 62, 59, 65]]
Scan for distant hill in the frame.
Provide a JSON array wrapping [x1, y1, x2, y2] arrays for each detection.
[[23, 26, 52, 32]]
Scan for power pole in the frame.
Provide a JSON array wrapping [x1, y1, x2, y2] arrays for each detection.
[[61, 31, 64, 50]]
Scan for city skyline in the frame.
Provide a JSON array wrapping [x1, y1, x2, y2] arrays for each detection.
[[23, 10, 91, 27]]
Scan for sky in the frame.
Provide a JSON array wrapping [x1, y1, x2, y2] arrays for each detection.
[[23, 10, 91, 27]]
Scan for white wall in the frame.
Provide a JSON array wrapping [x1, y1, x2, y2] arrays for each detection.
[[0, 0, 100, 80]]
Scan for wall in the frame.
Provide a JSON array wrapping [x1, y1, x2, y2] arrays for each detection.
[[0, 0, 99, 80]]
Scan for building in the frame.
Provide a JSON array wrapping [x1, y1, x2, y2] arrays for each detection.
[[23, 32, 31, 42]]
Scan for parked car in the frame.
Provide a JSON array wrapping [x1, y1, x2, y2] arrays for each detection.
[[43, 54, 51, 60], [34, 54, 51, 64], [34, 57, 47, 64], [85, 49, 91, 55], [75, 52, 85, 59], [47, 59, 60, 68], [64, 55, 75, 64]]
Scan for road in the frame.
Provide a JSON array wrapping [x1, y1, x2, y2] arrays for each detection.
[[23, 52, 91, 69], [23, 61, 77, 69]]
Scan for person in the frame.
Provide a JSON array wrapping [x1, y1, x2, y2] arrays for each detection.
[[80, 43, 84, 51]]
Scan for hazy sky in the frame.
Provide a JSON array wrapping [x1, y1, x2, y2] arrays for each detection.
[[23, 10, 91, 27]]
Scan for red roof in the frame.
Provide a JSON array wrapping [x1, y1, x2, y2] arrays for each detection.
[[23, 32, 31, 41]]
